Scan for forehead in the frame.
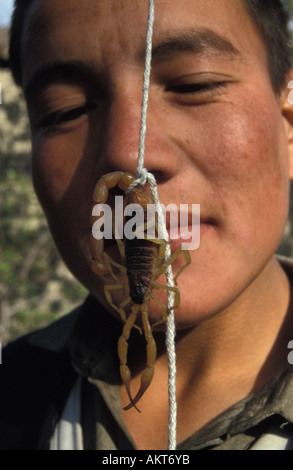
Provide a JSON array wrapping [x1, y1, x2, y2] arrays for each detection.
[[21, 0, 266, 85]]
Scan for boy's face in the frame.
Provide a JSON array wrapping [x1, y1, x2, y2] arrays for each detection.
[[21, 0, 292, 327]]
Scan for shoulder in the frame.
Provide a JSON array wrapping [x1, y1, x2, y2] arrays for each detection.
[[1, 304, 81, 383], [0, 304, 82, 449]]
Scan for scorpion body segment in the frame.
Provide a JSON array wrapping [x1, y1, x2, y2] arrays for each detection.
[[125, 237, 155, 305], [90, 171, 190, 411]]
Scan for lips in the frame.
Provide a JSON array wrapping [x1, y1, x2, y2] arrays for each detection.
[[162, 207, 192, 247], [165, 212, 217, 252], [167, 225, 199, 251], [103, 202, 216, 252]]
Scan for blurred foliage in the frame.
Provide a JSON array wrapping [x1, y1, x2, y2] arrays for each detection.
[[1, 3, 293, 344], [0, 68, 87, 345]]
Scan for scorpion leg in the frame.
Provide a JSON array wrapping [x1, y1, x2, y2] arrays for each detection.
[[159, 245, 191, 284], [102, 251, 127, 281], [90, 235, 109, 276], [104, 284, 129, 321], [91, 241, 126, 281], [123, 303, 157, 411], [151, 282, 180, 311], [118, 304, 141, 412], [104, 283, 142, 333], [118, 298, 143, 335], [149, 283, 180, 328]]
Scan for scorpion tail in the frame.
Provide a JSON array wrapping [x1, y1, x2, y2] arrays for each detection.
[[123, 303, 156, 411], [120, 364, 142, 413], [123, 367, 154, 411]]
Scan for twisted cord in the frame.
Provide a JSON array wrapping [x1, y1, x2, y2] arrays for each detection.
[[126, 0, 177, 451]]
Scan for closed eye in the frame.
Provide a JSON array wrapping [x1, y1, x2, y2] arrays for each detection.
[[166, 81, 228, 94], [40, 102, 97, 128]]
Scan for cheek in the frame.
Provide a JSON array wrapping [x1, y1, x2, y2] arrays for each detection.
[[30, 129, 99, 260], [225, 107, 289, 252], [198, 97, 289, 203], [31, 123, 101, 221], [181, 96, 290, 254], [31, 131, 100, 287], [32, 134, 84, 205]]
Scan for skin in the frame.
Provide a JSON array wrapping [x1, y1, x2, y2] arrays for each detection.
[[20, 0, 293, 449]]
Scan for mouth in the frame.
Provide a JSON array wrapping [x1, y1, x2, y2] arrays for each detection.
[[165, 208, 217, 251], [102, 204, 217, 252]]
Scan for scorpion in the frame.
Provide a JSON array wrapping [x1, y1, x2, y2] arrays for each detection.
[[89, 171, 191, 411]]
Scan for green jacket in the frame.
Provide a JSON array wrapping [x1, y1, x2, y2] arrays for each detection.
[[2, 278, 293, 450]]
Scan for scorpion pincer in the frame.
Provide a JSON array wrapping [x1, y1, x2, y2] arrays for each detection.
[[90, 171, 190, 411]]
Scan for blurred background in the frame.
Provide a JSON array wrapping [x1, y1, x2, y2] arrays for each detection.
[[0, 0, 87, 345], [1, 1, 293, 345]]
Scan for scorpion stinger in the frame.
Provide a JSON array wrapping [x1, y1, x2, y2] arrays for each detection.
[[90, 171, 191, 411]]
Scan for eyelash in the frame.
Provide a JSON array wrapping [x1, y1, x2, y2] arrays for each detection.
[[38, 81, 227, 129], [167, 81, 228, 95], [40, 102, 96, 129]]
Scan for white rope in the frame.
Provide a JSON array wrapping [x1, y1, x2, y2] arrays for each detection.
[[126, 0, 177, 451]]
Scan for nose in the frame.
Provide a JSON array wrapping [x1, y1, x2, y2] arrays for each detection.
[[97, 86, 179, 183]]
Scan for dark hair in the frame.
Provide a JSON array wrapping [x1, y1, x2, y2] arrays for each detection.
[[244, 0, 292, 91], [9, 0, 292, 92]]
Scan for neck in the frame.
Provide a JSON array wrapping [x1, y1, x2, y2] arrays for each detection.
[[121, 257, 293, 449], [161, 257, 291, 397]]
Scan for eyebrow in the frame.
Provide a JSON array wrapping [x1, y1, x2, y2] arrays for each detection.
[[24, 60, 99, 101], [149, 29, 241, 62], [24, 29, 240, 100]]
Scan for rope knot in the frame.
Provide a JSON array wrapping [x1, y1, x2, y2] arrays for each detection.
[[125, 168, 149, 194]]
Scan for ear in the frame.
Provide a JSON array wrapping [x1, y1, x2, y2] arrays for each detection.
[[281, 69, 293, 181]]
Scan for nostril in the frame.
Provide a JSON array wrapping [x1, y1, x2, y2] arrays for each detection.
[[148, 170, 169, 184]]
